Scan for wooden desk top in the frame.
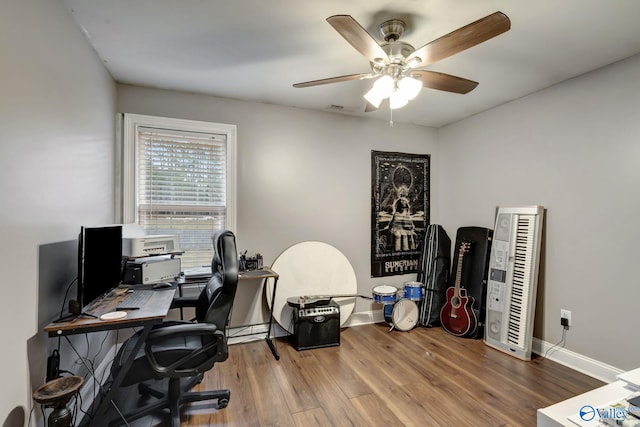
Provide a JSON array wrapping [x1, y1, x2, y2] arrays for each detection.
[[183, 268, 278, 285], [239, 267, 278, 280], [44, 287, 176, 337]]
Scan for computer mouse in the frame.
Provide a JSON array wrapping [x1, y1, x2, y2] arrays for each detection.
[[152, 282, 173, 289]]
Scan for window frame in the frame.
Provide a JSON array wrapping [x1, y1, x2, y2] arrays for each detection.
[[116, 113, 237, 239]]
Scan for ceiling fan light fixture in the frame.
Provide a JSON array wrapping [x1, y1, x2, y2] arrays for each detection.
[[372, 75, 394, 97], [364, 87, 384, 108], [398, 76, 422, 100], [389, 90, 409, 109], [364, 75, 394, 107], [405, 57, 422, 69]]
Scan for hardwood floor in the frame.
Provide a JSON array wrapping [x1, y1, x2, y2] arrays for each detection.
[[102, 324, 604, 426]]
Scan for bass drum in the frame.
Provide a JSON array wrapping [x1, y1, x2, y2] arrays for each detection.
[[392, 299, 419, 332]]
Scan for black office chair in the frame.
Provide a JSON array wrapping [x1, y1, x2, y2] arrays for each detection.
[[109, 230, 239, 427]]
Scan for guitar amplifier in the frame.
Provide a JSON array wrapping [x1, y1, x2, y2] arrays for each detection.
[[291, 301, 340, 351]]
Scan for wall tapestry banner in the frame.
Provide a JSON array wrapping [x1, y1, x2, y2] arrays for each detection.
[[371, 150, 430, 277]]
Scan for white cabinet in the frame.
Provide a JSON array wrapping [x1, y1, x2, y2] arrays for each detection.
[[537, 369, 640, 427]]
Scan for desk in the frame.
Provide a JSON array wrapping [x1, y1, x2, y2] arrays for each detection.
[[237, 267, 280, 360], [43, 287, 176, 425], [178, 268, 280, 359]]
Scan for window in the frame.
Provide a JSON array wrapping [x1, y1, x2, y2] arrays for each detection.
[[118, 114, 236, 269]]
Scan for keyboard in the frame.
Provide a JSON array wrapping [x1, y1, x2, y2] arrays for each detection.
[[116, 290, 153, 310], [183, 266, 212, 279]]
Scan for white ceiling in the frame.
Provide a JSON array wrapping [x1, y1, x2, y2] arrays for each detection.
[[62, 0, 640, 128]]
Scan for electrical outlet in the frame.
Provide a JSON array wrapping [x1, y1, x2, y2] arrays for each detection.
[[560, 309, 572, 327]]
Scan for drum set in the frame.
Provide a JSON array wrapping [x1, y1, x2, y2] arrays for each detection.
[[372, 281, 424, 331]]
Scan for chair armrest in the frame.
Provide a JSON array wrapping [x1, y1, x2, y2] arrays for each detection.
[[147, 323, 217, 342], [170, 296, 199, 309], [144, 323, 227, 376]]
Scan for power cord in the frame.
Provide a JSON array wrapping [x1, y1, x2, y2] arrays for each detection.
[[64, 335, 100, 422], [544, 325, 568, 359], [26, 400, 37, 427], [98, 330, 120, 389], [89, 328, 136, 426], [56, 278, 78, 322]]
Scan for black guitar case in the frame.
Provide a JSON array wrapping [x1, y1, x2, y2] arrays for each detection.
[[451, 226, 493, 339], [416, 224, 451, 327]]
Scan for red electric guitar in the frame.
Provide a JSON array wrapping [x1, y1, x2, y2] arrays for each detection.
[[440, 241, 477, 337]]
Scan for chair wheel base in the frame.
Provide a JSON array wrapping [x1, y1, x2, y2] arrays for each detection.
[[218, 398, 229, 409]]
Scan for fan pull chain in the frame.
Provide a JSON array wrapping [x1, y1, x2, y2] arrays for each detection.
[[389, 105, 394, 128]]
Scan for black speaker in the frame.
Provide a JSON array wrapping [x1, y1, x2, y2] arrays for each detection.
[[291, 301, 340, 351], [451, 226, 493, 339]]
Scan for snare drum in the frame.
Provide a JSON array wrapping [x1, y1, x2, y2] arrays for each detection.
[[392, 299, 419, 331], [372, 285, 398, 305], [403, 281, 424, 301]]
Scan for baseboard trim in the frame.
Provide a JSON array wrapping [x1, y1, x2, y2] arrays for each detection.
[[343, 309, 384, 327], [228, 312, 623, 383], [532, 337, 623, 383], [227, 324, 274, 345], [344, 311, 623, 383]]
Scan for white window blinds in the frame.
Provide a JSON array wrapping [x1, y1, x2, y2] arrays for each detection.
[[136, 126, 227, 268]]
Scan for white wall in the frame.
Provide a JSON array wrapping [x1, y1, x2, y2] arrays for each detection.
[[116, 85, 438, 326], [438, 53, 640, 370], [4, 2, 637, 423], [0, 0, 116, 424]]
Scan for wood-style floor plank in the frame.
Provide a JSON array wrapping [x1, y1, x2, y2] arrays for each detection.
[[290, 407, 331, 427], [99, 324, 605, 427], [349, 393, 405, 426]]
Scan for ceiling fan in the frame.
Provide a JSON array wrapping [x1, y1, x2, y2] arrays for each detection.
[[293, 12, 511, 111]]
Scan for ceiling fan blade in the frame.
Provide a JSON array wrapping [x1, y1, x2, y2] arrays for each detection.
[[293, 73, 371, 88], [406, 11, 510, 68], [326, 15, 389, 64], [412, 70, 478, 94], [365, 101, 379, 112], [365, 98, 388, 113]]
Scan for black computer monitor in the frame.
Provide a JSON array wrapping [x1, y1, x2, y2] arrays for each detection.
[[77, 225, 123, 309]]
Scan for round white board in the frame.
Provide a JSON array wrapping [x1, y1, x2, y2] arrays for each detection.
[[267, 241, 357, 330]]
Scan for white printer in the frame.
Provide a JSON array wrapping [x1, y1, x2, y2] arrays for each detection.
[[122, 234, 180, 257], [121, 225, 182, 284]]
